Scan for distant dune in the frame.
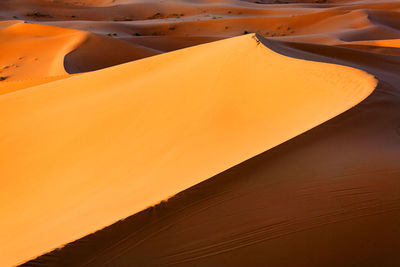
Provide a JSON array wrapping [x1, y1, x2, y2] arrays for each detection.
[[0, 21, 157, 94], [0, 21, 85, 81], [0, 1, 398, 266]]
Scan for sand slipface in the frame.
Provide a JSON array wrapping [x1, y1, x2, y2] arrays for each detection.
[[0, 33, 376, 266]]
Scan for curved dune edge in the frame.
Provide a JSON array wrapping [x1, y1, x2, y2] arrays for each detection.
[[0, 34, 376, 266]]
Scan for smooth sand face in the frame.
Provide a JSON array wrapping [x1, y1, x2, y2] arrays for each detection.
[[0, 33, 376, 266]]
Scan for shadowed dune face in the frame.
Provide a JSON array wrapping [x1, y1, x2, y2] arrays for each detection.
[[63, 33, 159, 73], [0, 1, 399, 267], [0, 34, 375, 266]]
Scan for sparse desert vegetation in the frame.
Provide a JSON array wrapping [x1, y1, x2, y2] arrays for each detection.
[[26, 11, 52, 18]]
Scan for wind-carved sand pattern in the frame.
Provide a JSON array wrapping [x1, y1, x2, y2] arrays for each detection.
[[0, 0, 399, 266]]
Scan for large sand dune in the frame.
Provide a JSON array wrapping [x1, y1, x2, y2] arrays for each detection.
[[23, 36, 400, 267], [0, 33, 375, 266], [0, 0, 398, 266]]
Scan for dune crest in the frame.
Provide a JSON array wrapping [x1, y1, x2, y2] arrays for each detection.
[[0, 33, 376, 266]]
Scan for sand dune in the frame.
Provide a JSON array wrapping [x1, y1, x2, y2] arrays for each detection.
[[23, 36, 400, 267], [0, 33, 375, 266], [0, 21, 85, 81], [13, 0, 397, 57], [0, 1, 399, 266], [0, 20, 159, 94]]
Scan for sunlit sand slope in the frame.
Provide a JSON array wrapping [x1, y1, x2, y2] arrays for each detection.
[[0, 34, 375, 266]]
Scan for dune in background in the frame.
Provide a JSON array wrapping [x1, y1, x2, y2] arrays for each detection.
[[0, 0, 399, 266], [2, 0, 399, 53], [0, 33, 376, 266], [0, 20, 157, 94], [0, 21, 83, 81]]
